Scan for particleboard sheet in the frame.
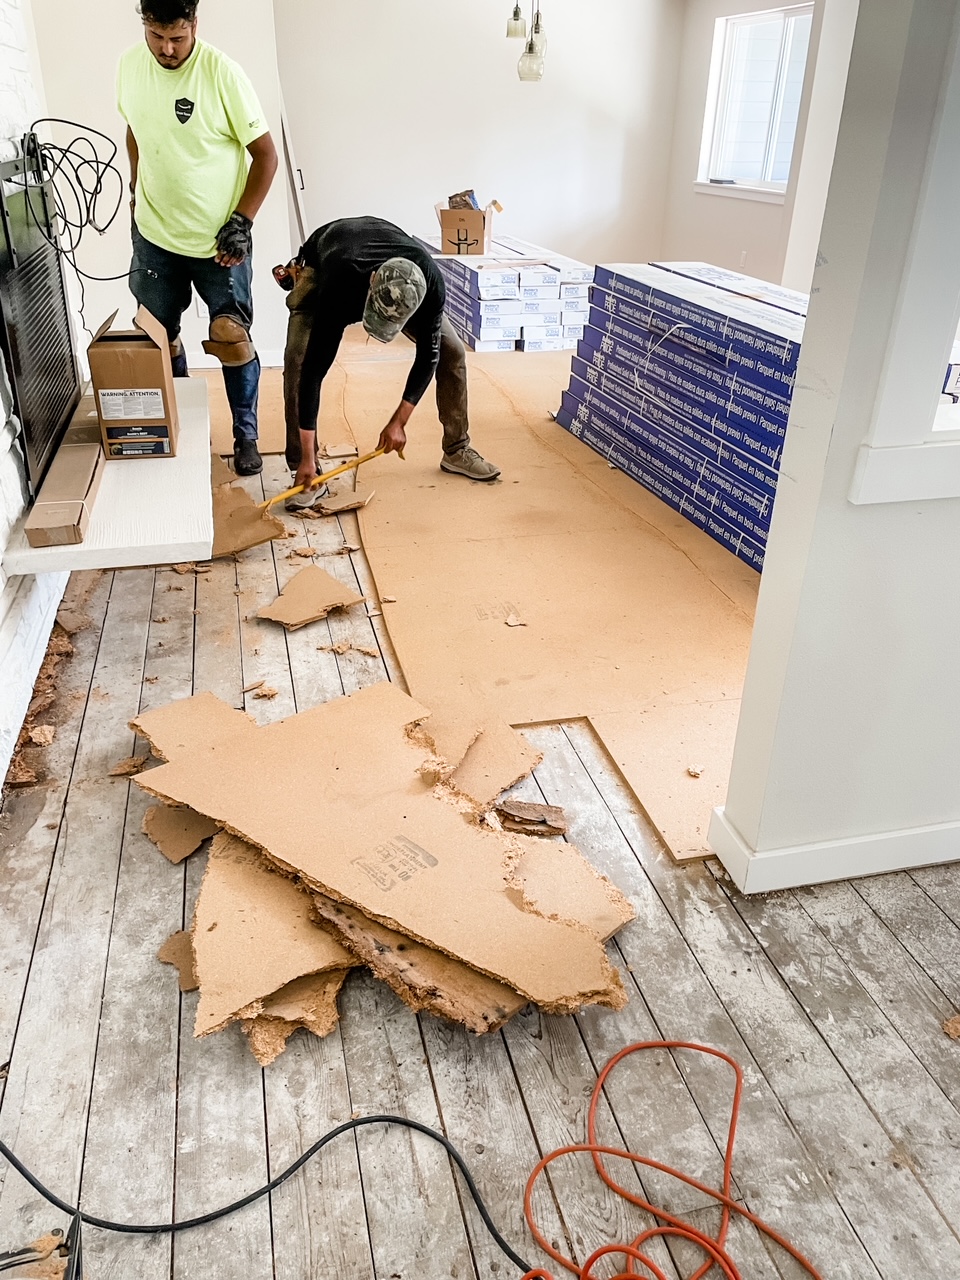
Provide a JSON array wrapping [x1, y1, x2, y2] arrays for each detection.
[[192, 831, 356, 1038], [212, 482, 285, 559], [143, 802, 219, 863], [256, 565, 365, 630], [348, 342, 758, 859], [210, 453, 236, 487], [136, 683, 625, 1013], [316, 486, 375, 515], [132, 691, 256, 760]]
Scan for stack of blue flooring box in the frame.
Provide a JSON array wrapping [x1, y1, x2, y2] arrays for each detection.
[[555, 261, 808, 572], [418, 235, 592, 352]]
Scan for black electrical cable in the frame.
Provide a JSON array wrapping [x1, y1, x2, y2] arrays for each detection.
[[0, 1116, 535, 1275]]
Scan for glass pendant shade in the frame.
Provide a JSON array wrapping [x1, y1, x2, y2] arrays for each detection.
[[506, 4, 527, 38], [531, 11, 547, 54], [518, 36, 545, 81]]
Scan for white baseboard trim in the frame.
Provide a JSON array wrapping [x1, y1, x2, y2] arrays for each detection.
[[0, 570, 69, 781], [709, 805, 960, 892]]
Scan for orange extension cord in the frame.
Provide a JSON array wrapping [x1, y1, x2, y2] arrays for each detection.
[[519, 1042, 824, 1280]]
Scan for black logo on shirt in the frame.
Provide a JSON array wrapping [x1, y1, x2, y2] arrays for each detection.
[[175, 98, 195, 124]]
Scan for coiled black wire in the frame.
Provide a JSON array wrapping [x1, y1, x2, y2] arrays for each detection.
[[0, 1115, 534, 1273]]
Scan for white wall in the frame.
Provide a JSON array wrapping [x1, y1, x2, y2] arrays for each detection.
[[660, 0, 857, 290], [274, 0, 684, 265], [28, 0, 292, 365], [0, 0, 68, 780]]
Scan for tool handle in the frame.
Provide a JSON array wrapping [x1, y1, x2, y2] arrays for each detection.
[[259, 446, 390, 510]]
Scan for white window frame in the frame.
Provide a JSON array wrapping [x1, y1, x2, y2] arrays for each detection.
[[698, 4, 815, 199]]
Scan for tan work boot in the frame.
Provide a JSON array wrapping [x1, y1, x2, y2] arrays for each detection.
[[440, 446, 501, 482]]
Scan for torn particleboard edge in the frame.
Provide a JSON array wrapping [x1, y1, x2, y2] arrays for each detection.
[[158, 930, 199, 992], [212, 482, 285, 559], [446, 719, 542, 809], [241, 969, 351, 1066], [210, 453, 237, 487], [315, 487, 375, 516], [256, 565, 365, 631], [191, 831, 357, 1039], [131, 692, 256, 761], [143, 802, 220, 864], [944, 1014, 960, 1040], [312, 894, 526, 1034], [496, 799, 567, 837], [134, 683, 627, 1015]]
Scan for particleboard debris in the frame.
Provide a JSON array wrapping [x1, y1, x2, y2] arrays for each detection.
[[143, 802, 219, 864], [944, 1015, 960, 1040], [315, 486, 375, 516], [241, 969, 350, 1065], [253, 686, 279, 700], [131, 691, 256, 761], [28, 725, 56, 747], [318, 641, 379, 658], [109, 755, 149, 777], [505, 613, 526, 628], [158, 930, 199, 992], [321, 441, 358, 458], [210, 453, 236, 487], [257, 565, 365, 630], [496, 799, 567, 837], [242, 679, 264, 693], [6, 757, 38, 787], [448, 719, 542, 809], [192, 832, 357, 1040], [312, 894, 525, 1033], [289, 547, 317, 558], [212, 482, 285, 559], [136, 683, 626, 1014], [172, 562, 211, 575]]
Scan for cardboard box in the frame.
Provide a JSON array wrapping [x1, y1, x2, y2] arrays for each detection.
[[88, 306, 180, 458], [25, 441, 105, 547], [520, 284, 561, 301], [62, 391, 103, 446], [437, 205, 498, 256], [519, 265, 561, 287]]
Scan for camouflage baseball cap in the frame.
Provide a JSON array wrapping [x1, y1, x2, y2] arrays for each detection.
[[363, 258, 427, 343]]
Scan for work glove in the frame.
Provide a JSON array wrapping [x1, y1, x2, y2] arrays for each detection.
[[215, 210, 253, 265]]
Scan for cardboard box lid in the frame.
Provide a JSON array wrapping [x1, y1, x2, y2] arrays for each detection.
[[90, 305, 168, 351]]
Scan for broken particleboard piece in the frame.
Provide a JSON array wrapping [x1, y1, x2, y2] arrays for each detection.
[[314, 487, 375, 516], [321, 440, 358, 459], [241, 969, 351, 1066], [410, 690, 486, 775], [142, 802, 219, 864], [28, 725, 56, 747], [448, 719, 542, 809], [256, 565, 365, 630], [191, 832, 357, 1040], [158, 930, 198, 992], [312, 893, 525, 1033], [131, 691, 256, 761], [136, 682, 626, 1014], [513, 838, 635, 940], [496, 799, 567, 837], [109, 755, 149, 777], [211, 482, 285, 559], [944, 1015, 960, 1040], [210, 453, 236, 487]]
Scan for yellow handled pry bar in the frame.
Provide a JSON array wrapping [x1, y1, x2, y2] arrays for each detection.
[[259, 445, 401, 510]]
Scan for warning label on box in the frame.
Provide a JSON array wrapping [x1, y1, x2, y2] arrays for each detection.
[[98, 388, 165, 420]]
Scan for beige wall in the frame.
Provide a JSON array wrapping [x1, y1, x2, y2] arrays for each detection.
[[660, 0, 857, 289], [28, 0, 292, 364], [274, 0, 684, 266]]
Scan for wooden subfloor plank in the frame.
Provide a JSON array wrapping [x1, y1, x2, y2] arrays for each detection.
[[0, 570, 112, 1094], [193, 553, 242, 707], [548, 723, 884, 1280], [418, 1014, 576, 1279], [172, 850, 274, 1280], [855, 871, 960, 1009], [337, 973, 477, 1279], [0, 570, 155, 1247], [81, 567, 199, 1278]]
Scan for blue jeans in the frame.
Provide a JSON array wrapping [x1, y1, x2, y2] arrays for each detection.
[[130, 226, 260, 443]]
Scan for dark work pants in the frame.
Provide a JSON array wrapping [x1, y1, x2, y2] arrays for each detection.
[[130, 226, 260, 443], [282, 266, 470, 469]]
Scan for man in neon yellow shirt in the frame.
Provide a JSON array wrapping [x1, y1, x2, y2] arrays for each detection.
[[118, 0, 278, 475]]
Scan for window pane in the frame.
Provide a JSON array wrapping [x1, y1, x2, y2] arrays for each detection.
[[766, 13, 813, 182]]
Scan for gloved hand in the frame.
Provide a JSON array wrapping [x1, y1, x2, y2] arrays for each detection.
[[215, 211, 253, 266]]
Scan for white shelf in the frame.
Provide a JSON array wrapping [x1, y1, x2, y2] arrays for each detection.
[[3, 379, 214, 577]]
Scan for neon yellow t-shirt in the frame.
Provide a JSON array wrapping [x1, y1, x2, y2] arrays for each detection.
[[117, 39, 267, 258]]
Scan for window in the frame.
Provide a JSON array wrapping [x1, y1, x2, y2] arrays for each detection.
[[700, 5, 814, 191]]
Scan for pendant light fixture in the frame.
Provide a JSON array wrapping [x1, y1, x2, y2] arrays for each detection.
[[517, 0, 545, 81], [506, 4, 526, 38]]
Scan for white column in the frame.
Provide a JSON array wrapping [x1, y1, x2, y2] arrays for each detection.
[[710, 0, 960, 892]]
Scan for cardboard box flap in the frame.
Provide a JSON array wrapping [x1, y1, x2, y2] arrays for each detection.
[[92, 310, 120, 343], [134, 304, 169, 350]]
